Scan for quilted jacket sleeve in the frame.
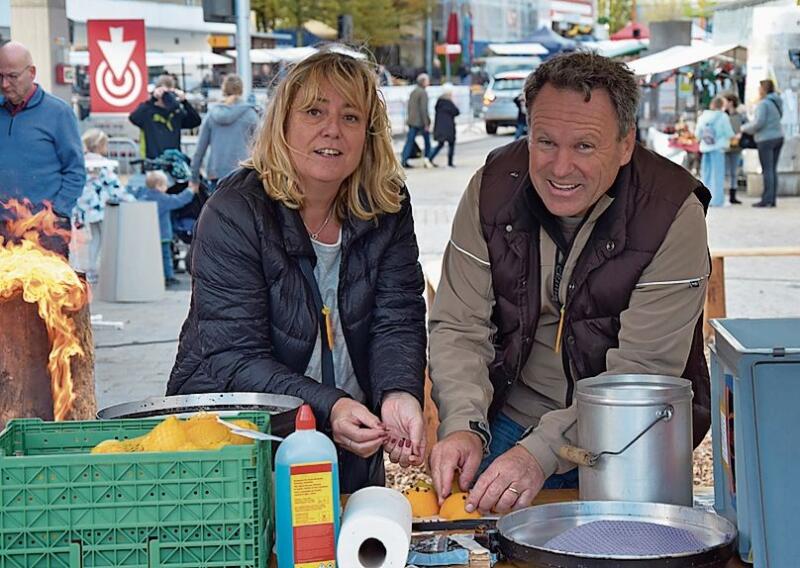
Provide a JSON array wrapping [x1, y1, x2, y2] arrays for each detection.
[[367, 193, 427, 409], [190, 189, 348, 426]]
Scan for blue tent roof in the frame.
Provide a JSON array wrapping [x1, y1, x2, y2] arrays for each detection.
[[523, 27, 577, 53]]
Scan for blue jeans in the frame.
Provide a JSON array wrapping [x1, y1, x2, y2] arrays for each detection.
[[161, 241, 173, 280], [401, 126, 431, 164], [478, 412, 579, 489], [429, 140, 455, 165], [757, 137, 783, 205], [701, 150, 726, 207], [724, 151, 741, 190]]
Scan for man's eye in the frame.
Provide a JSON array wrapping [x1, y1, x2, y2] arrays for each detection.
[[537, 139, 554, 147], [577, 143, 595, 151]]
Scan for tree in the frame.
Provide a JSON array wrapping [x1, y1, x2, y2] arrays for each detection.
[[597, 0, 633, 34], [251, 0, 284, 32]]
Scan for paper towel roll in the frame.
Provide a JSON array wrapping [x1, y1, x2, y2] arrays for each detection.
[[336, 486, 412, 568]]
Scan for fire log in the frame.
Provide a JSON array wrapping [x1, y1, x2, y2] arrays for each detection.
[[0, 291, 95, 430]]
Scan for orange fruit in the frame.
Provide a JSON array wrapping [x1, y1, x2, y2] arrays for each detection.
[[404, 485, 440, 517], [438, 492, 481, 520]]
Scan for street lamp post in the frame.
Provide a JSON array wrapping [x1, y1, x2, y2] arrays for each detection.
[[235, 0, 252, 101]]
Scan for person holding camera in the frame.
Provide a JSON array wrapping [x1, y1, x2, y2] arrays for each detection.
[[129, 74, 201, 159]]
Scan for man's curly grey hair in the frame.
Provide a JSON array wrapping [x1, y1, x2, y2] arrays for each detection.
[[524, 51, 639, 139]]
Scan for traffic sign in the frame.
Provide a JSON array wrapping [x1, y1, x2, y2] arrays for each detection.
[[88, 20, 148, 114]]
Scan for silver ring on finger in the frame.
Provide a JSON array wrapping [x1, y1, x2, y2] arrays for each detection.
[[506, 486, 521, 496]]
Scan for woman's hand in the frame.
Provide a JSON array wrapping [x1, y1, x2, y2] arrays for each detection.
[[329, 398, 388, 458], [381, 392, 425, 467]]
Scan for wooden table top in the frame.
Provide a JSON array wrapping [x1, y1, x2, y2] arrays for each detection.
[[269, 489, 746, 567]]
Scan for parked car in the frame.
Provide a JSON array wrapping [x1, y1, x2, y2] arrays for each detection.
[[482, 70, 534, 134]]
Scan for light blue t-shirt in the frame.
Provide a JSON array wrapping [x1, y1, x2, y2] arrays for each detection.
[[304, 230, 366, 403]]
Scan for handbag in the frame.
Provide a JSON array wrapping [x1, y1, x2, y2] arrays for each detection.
[[739, 132, 757, 149]]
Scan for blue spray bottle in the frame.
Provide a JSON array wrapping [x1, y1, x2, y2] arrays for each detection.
[[275, 404, 341, 568]]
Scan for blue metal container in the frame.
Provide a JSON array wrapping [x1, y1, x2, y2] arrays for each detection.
[[710, 318, 800, 567]]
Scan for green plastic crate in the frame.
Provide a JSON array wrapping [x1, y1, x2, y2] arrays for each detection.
[[0, 413, 272, 567]]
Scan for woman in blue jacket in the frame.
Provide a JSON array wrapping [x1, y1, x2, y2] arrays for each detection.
[[741, 79, 784, 208]]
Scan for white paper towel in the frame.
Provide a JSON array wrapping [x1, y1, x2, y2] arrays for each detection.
[[336, 486, 412, 568]]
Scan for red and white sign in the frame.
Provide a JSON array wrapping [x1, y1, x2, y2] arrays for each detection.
[[88, 20, 148, 114]]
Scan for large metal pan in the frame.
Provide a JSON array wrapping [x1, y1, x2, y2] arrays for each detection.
[[97, 393, 303, 438], [498, 501, 737, 568]]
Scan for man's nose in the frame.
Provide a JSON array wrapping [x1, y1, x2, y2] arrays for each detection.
[[551, 148, 574, 178]]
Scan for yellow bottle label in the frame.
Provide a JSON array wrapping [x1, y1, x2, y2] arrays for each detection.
[[290, 462, 336, 568]]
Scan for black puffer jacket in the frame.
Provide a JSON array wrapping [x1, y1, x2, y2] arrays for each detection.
[[167, 167, 427, 443]]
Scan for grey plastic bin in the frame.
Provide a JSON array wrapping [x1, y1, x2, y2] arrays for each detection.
[[97, 201, 164, 302], [710, 318, 800, 567]]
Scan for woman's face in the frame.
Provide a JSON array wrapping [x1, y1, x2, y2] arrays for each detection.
[[285, 80, 367, 196]]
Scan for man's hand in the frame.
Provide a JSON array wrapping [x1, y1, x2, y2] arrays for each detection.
[[429, 431, 484, 505], [466, 445, 546, 515], [330, 398, 388, 458], [188, 182, 199, 194], [381, 392, 425, 467], [152, 86, 167, 101], [174, 88, 187, 102]]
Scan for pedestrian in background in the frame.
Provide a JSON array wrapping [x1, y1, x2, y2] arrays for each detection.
[[129, 74, 201, 159], [695, 96, 734, 207], [0, 41, 85, 257], [723, 93, 745, 205], [429, 83, 460, 168], [741, 79, 784, 208], [191, 74, 259, 193], [401, 73, 432, 168], [513, 91, 527, 140], [135, 170, 196, 288], [74, 128, 134, 282]]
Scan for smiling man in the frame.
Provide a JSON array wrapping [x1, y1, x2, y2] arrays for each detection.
[[428, 52, 712, 514]]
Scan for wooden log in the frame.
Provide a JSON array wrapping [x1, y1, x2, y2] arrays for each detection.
[[704, 256, 727, 342], [0, 288, 96, 429]]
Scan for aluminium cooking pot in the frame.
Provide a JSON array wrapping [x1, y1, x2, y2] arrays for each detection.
[[97, 392, 303, 439]]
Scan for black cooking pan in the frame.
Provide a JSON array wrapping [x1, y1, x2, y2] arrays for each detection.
[[497, 501, 737, 568], [97, 392, 303, 439]]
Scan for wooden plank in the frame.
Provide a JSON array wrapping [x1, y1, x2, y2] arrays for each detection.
[[711, 246, 800, 258], [704, 256, 727, 341]]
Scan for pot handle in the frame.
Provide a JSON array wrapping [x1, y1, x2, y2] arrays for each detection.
[[558, 445, 597, 467], [557, 404, 674, 468]]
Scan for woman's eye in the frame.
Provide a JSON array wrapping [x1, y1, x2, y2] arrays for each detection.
[[344, 114, 360, 123], [307, 108, 322, 117]]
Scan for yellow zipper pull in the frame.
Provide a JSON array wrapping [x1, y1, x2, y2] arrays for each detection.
[[554, 305, 566, 353], [322, 306, 334, 350]]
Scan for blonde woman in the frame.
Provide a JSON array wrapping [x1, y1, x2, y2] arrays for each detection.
[[168, 49, 427, 492]]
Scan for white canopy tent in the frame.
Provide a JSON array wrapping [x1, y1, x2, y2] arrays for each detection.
[[69, 50, 231, 67], [486, 43, 548, 56], [625, 42, 740, 76], [227, 45, 367, 64]]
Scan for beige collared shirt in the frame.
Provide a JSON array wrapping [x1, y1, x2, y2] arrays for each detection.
[[429, 169, 709, 477]]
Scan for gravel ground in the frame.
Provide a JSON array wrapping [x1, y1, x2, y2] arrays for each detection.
[[386, 434, 715, 493]]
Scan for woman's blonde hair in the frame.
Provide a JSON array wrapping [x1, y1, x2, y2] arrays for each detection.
[[243, 47, 404, 221], [82, 128, 108, 154]]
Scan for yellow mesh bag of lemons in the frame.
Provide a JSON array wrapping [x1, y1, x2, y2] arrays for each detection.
[[91, 414, 260, 454]]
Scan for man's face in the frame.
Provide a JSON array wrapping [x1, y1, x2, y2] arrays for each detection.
[[0, 52, 35, 105], [528, 84, 635, 218]]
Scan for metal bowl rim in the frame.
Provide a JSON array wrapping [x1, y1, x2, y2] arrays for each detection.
[[97, 392, 303, 419], [497, 500, 737, 560]]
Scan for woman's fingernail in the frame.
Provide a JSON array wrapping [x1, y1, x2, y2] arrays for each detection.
[[405, 439, 412, 448], [465, 504, 475, 513]]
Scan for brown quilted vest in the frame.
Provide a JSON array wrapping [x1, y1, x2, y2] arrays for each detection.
[[479, 140, 712, 448]]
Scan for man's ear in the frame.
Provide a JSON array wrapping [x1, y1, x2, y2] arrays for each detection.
[[29, 65, 37, 81], [619, 128, 636, 166]]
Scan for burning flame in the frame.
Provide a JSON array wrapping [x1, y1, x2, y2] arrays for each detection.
[[0, 199, 88, 421]]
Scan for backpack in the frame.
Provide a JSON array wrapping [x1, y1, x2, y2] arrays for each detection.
[[701, 122, 716, 146]]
